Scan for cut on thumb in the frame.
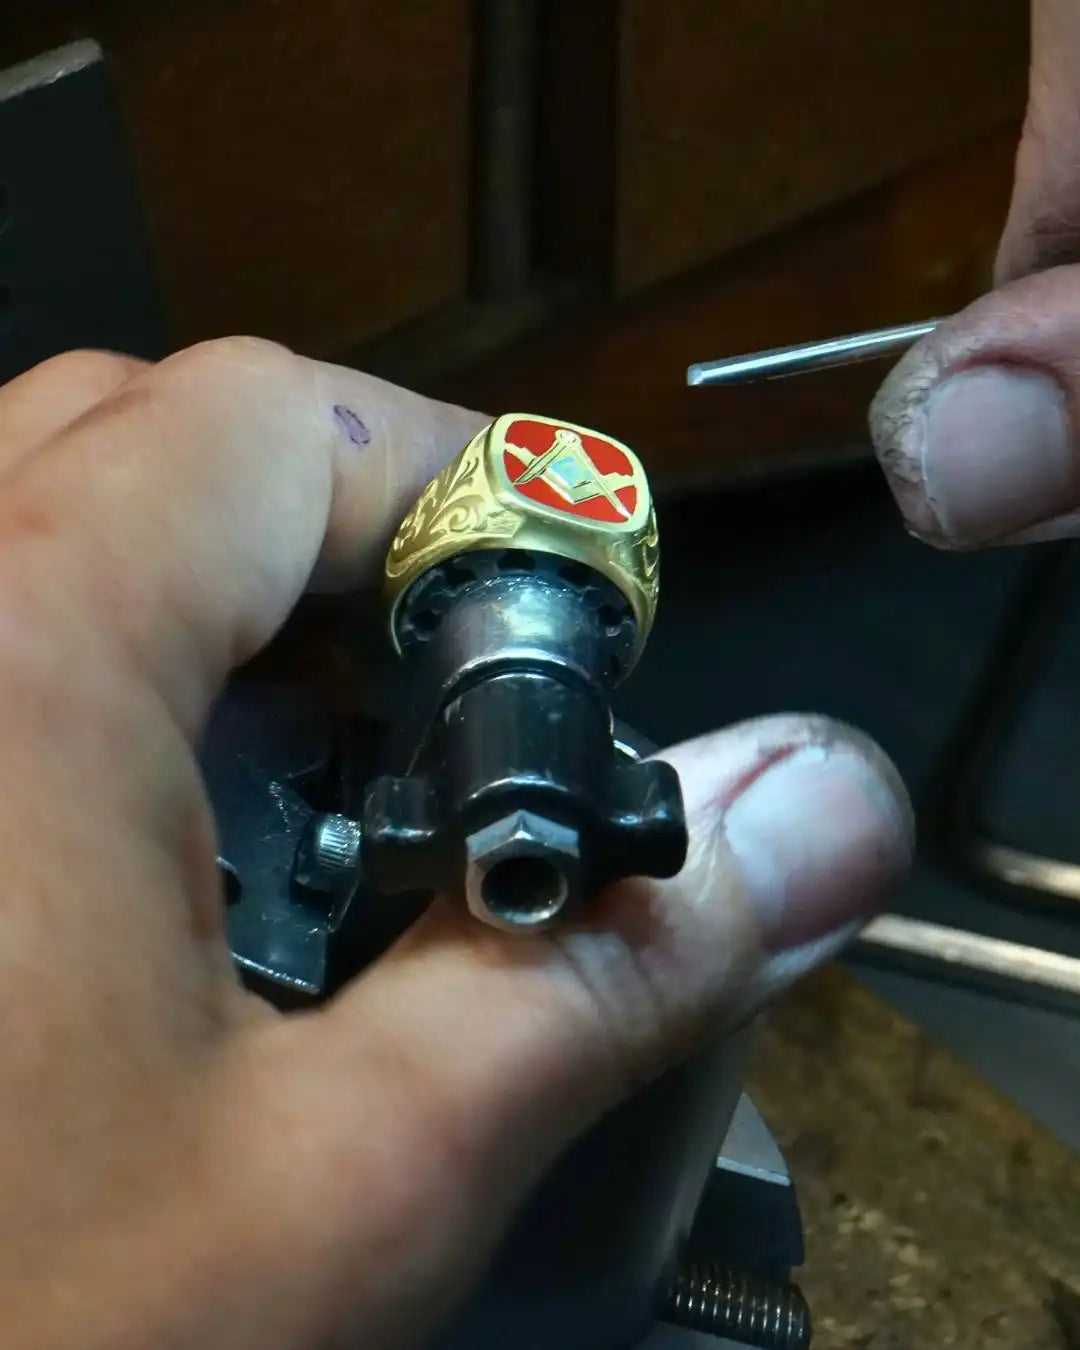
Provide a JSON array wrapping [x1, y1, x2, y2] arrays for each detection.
[[869, 265, 1080, 549]]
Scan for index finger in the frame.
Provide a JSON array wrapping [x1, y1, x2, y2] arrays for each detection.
[[997, 0, 1080, 282], [0, 337, 486, 734]]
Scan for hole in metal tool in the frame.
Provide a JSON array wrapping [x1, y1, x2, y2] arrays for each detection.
[[481, 855, 567, 924]]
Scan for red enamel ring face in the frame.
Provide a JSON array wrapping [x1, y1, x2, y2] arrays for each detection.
[[499, 417, 647, 528]]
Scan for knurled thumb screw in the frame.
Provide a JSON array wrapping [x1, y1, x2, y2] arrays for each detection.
[[661, 1261, 812, 1349], [293, 813, 362, 895]]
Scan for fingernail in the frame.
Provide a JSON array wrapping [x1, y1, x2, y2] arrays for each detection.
[[922, 367, 1078, 544], [723, 745, 913, 951]]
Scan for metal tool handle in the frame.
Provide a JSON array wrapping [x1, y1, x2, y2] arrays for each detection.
[[858, 914, 1080, 1014]]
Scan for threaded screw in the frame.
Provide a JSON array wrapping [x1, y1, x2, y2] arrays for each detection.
[[661, 1261, 812, 1349]]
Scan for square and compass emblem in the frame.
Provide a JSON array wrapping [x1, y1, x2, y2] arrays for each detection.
[[497, 416, 645, 527]]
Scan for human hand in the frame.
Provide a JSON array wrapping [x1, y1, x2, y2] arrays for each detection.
[[870, 1, 1080, 545], [0, 338, 911, 1350]]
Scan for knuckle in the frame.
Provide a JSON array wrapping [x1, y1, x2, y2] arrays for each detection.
[[172, 334, 300, 383], [33, 348, 143, 401]]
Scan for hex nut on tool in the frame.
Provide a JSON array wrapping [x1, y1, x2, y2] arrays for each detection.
[[465, 810, 580, 933]]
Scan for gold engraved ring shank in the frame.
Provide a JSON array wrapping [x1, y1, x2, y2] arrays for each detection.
[[384, 413, 660, 671]]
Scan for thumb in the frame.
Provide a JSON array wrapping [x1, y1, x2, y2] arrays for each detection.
[[869, 266, 1080, 549], [202, 715, 911, 1350]]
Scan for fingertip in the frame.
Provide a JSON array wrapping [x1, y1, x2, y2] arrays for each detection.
[[868, 325, 959, 546], [666, 714, 913, 954], [870, 272, 1080, 548], [611, 714, 912, 1045], [310, 359, 489, 587], [561, 715, 914, 1065]]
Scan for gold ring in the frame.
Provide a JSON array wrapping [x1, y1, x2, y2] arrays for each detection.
[[384, 413, 660, 671]]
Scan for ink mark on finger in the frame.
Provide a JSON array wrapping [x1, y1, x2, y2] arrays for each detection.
[[334, 405, 372, 448]]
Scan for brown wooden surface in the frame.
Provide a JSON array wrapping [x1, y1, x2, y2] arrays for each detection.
[[0, 1, 472, 356], [0, 1, 1031, 379], [0, 0, 1030, 433], [430, 128, 1019, 489], [751, 967, 1080, 1348], [614, 0, 1029, 294], [534, 2, 618, 287]]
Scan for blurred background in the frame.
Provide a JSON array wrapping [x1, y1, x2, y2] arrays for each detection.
[[6, 5, 1080, 1342], [0, 0, 1026, 471]]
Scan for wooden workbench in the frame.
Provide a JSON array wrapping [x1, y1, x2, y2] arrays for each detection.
[[749, 969, 1080, 1349]]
